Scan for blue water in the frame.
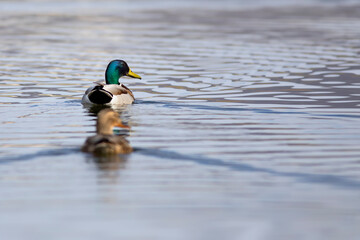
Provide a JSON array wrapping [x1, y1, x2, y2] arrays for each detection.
[[1, 0, 360, 239]]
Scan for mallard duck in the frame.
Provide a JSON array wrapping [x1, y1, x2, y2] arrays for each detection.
[[82, 60, 141, 105], [82, 109, 133, 156]]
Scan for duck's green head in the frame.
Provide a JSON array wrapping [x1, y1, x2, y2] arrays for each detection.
[[105, 59, 142, 84]]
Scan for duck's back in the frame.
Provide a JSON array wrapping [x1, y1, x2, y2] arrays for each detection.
[[82, 135, 133, 156], [104, 84, 135, 104], [82, 84, 135, 105]]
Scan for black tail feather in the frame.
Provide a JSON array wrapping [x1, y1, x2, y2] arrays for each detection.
[[88, 86, 113, 104]]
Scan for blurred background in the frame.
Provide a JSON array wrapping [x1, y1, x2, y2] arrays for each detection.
[[0, 0, 360, 239]]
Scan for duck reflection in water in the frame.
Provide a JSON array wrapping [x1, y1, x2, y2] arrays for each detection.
[[88, 154, 129, 172], [84, 103, 129, 116], [85, 104, 111, 115], [82, 109, 133, 156]]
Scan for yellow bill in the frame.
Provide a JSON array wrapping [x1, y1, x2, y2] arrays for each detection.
[[127, 69, 142, 79]]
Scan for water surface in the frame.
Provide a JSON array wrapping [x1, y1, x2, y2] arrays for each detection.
[[1, 1, 360, 239]]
